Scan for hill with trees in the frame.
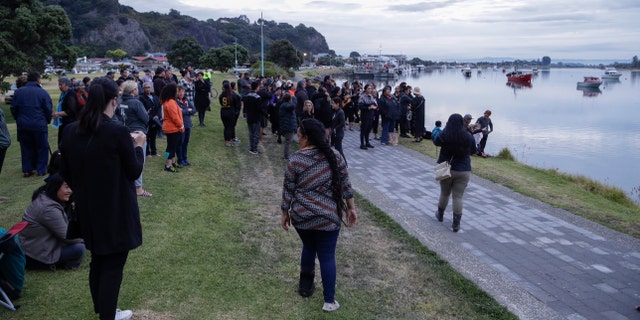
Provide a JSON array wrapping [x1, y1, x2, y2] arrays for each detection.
[[42, 0, 329, 59]]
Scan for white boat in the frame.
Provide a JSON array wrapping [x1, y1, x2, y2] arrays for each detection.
[[602, 67, 622, 80], [577, 76, 602, 88]]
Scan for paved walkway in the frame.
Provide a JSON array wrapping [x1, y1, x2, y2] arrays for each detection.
[[341, 130, 640, 320]]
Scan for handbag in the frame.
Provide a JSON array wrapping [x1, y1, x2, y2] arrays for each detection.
[[434, 157, 453, 181]]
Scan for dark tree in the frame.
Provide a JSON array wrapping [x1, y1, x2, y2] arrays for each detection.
[[266, 39, 302, 69], [0, 0, 76, 82], [167, 36, 205, 69]]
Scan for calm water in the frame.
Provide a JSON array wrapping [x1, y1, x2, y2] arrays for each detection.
[[343, 67, 640, 198]]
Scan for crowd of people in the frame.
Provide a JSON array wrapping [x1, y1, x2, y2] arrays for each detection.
[[2, 67, 496, 316]]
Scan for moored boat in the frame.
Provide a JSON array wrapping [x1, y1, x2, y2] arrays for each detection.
[[576, 76, 602, 88], [506, 71, 532, 82], [602, 67, 622, 80]]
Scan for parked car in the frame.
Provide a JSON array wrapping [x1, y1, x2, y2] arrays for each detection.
[[3, 90, 14, 104]]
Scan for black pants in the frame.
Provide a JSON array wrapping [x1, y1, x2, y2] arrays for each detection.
[[0, 147, 6, 174], [360, 119, 372, 146], [220, 108, 236, 141], [146, 125, 159, 155], [89, 251, 129, 320]]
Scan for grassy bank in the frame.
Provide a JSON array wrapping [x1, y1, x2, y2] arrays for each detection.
[[0, 72, 515, 319], [400, 139, 640, 238]]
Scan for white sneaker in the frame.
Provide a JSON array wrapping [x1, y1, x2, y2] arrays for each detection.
[[114, 309, 133, 320], [322, 300, 340, 312]]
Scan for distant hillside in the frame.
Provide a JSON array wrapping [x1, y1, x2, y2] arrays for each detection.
[[43, 0, 330, 58]]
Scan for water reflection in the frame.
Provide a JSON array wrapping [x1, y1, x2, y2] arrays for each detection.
[[577, 87, 601, 97]]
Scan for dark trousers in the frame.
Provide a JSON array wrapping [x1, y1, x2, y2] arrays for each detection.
[[17, 129, 49, 175], [177, 128, 191, 164], [146, 125, 159, 155], [221, 109, 236, 141], [196, 106, 207, 126], [295, 229, 340, 303], [0, 147, 7, 174], [165, 132, 181, 159], [478, 132, 489, 153], [89, 251, 129, 320], [331, 135, 346, 165], [360, 119, 372, 147], [248, 122, 261, 152]]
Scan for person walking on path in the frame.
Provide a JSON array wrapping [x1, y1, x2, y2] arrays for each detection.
[[280, 118, 357, 312], [60, 77, 145, 320], [433, 113, 477, 232], [278, 92, 297, 160], [10, 71, 52, 177]]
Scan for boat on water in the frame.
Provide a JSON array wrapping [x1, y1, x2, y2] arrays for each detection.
[[461, 67, 472, 77], [601, 67, 622, 80], [506, 71, 533, 82], [576, 76, 602, 88]]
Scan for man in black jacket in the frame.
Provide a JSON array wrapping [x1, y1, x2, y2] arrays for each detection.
[[139, 83, 162, 156]]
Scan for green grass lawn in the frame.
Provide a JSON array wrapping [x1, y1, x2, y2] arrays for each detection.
[[0, 73, 515, 319]]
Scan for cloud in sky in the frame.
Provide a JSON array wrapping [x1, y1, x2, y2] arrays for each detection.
[[118, 0, 640, 60]]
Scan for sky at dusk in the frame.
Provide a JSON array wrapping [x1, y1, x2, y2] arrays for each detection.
[[118, 0, 640, 62]]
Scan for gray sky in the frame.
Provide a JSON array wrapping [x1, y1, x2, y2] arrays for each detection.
[[118, 0, 640, 61]]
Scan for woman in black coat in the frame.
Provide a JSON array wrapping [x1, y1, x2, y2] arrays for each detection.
[[411, 87, 426, 142], [194, 72, 211, 127], [60, 77, 145, 320]]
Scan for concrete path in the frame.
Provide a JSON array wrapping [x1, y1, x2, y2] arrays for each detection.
[[341, 130, 640, 320]]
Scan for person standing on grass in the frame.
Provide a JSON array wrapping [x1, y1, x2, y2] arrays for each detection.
[[0, 107, 11, 202], [433, 113, 477, 232], [194, 71, 211, 127], [139, 82, 162, 157], [11, 71, 52, 177], [243, 81, 264, 155], [176, 85, 196, 166], [219, 81, 241, 147], [281, 118, 357, 312], [160, 84, 184, 172], [120, 81, 151, 197], [475, 109, 493, 157], [278, 92, 297, 160], [60, 77, 145, 320]]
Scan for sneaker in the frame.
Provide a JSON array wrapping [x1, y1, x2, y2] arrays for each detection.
[[114, 309, 133, 320], [164, 166, 178, 172], [249, 150, 259, 155], [232, 137, 240, 142], [322, 300, 340, 312], [172, 162, 183, 169]]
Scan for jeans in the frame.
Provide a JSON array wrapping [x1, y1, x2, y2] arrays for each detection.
[[380, 118, 395, 144], [295, 228, 340, 303], [58, 242, 86, 269], [177, 128, 191, 164], [248, 121, 261, 152], [438, 170, 471, 215], [135, 141, 147, 187]]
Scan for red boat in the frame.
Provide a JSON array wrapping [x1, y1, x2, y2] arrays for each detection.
[[506, 71, 533, 82]]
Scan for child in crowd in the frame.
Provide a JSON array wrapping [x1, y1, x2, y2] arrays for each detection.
[[431, 120, 442, 141]]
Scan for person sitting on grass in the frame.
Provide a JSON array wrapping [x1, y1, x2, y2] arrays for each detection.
[[19, 173, 86, 270]]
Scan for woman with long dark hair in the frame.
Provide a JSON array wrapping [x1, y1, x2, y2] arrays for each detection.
[[60, 77, 145, 320], [281, 118, 357, 312], [19, 173, 85, 270], [160, 83, 184, 172], [219, 81, 240, 147], [433, 113, 477, 232]]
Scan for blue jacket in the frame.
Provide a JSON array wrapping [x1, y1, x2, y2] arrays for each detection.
[[11, 82, 52, 132], [279, 102, 297, 134], [177, 98, 196, 129]]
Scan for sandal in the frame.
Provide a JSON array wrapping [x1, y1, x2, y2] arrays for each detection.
[[137, 190, 153, 197]]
